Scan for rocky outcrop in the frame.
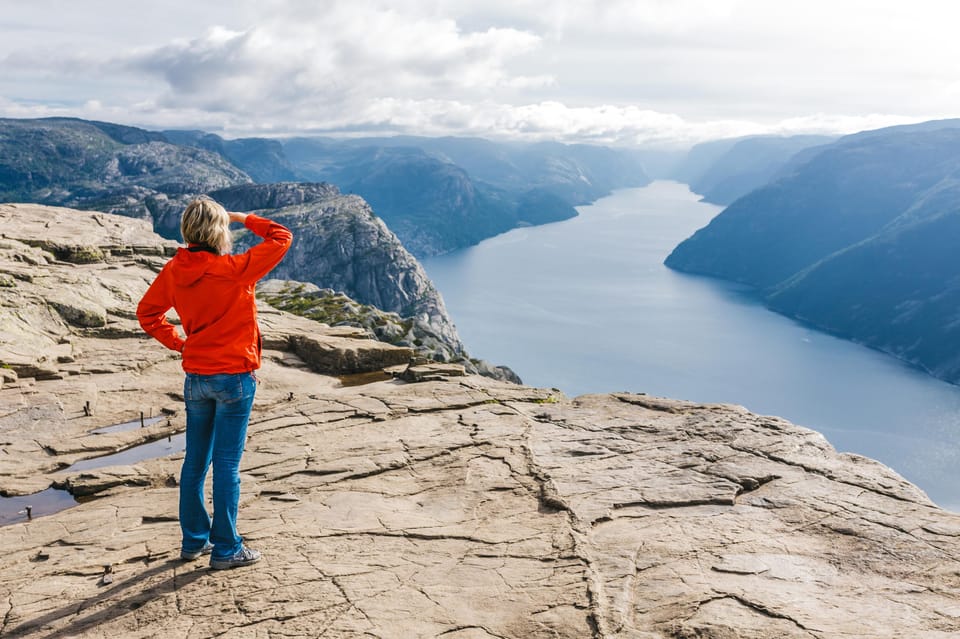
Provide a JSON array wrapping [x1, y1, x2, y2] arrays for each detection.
[[210, 181, 340, 211], [259, 279, 521, 383], [0, 202, 413, 407], [218, 183, 465, 355], [3, 204, 960, 638]]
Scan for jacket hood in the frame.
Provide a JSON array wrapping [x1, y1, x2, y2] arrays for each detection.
[[170, 247, 218, 287]]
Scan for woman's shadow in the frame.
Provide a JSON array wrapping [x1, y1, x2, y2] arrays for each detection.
[[8, 555, 210, 638]]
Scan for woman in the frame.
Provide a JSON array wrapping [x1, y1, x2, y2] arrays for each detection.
[[137, 197, 292, 570]]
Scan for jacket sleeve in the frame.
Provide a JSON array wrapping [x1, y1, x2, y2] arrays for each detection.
[[234, 214, 294, 285], [136, 264, 186, 353]]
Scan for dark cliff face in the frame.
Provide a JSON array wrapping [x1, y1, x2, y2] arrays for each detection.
[[217, 183, 464, 353], [210, 182, 340, 211], [664, 120, 960, 385]]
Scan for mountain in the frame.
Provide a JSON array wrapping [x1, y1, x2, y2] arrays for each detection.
[[685, 135, 836, 204], [666, 120, 960, 384], [351, 137, 652, 204], [0, 117, 651, 259], [669, 137, 743, 186], [767, 206, 960, 381], [671, 134, 836, 205], [283, 136, 651, 257], [162, 129, 299, 183], [283, 142, 539, 257], [0, 118, 251, 237]]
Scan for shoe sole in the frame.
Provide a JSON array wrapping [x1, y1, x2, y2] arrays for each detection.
[[180, 547, 214, 561], [210, 555, 261, 570]]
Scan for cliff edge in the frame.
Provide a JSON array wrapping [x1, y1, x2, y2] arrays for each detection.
[[2, 205, 960, 638]]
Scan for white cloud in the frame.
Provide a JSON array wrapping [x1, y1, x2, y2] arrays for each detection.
[[121, 4, 546, 112], [0, 0, 957, 146]]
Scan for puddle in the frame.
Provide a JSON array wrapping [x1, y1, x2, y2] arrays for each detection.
[[338, 370, 392, 387], [2, 427, 187, 527], [90, 415, 164, 435], [0, 488, 78, 526], [65, 433, 186, 473]]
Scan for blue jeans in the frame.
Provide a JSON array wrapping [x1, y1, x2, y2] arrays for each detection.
[[180, 372, 257, 559]]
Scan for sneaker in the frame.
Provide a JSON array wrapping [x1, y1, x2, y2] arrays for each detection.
[[180, 541, 214, 561], [210, 545, 261, 570]]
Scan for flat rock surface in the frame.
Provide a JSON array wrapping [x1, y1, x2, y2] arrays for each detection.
[[3, 205, 960, 638]]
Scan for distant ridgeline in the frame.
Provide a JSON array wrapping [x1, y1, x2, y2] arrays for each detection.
[[666, 119, 960, 385], [670, 134, 837, 205], [281, 136, 651, 257], [0, 117, 651, 258]]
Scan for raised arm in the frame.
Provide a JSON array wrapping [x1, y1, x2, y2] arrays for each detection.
[[232, 213, 294, 284]]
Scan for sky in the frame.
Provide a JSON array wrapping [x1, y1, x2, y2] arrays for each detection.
[[1, 0, 959, 147]]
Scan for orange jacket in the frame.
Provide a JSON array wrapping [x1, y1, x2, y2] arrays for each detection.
[[137, 214, 293, 374]]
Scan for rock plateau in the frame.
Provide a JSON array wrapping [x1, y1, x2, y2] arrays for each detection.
[[1, 205, 960, 638]]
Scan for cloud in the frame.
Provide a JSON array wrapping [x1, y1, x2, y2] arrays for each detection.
[[0, 0, 956, 146], [121, 3, 546, 114]]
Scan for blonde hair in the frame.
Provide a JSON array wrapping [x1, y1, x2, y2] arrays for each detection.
[[180, 197, 232, 255]]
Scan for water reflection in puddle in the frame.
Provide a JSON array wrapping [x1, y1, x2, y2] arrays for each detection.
[[89, 415, 164, 435], [0, 488, 78, 526], [1, 427, 189, 527], [65, 433, 186, 473]]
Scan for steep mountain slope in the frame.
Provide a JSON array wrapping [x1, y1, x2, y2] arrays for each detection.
[[666, 127, 960, 288], [296, 145, 531, 257], [767, 196, 960, 381], [666, 120, 960, 384], [681, 135, 835, 204], [0, 117, 650, 260]]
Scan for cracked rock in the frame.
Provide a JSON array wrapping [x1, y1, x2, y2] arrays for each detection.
[[2, 206, 960, 638]]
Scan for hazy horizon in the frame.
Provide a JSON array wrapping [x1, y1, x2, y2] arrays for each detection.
[[2, 1, 958, 148]]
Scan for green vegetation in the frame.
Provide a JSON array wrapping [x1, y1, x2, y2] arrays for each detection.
[[259, 281, 521, 384], [264, 284, 406, 343], [261, 284, 411, 347]]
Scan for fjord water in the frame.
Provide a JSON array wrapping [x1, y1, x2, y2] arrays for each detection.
[[422, 181, 960, 510]]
